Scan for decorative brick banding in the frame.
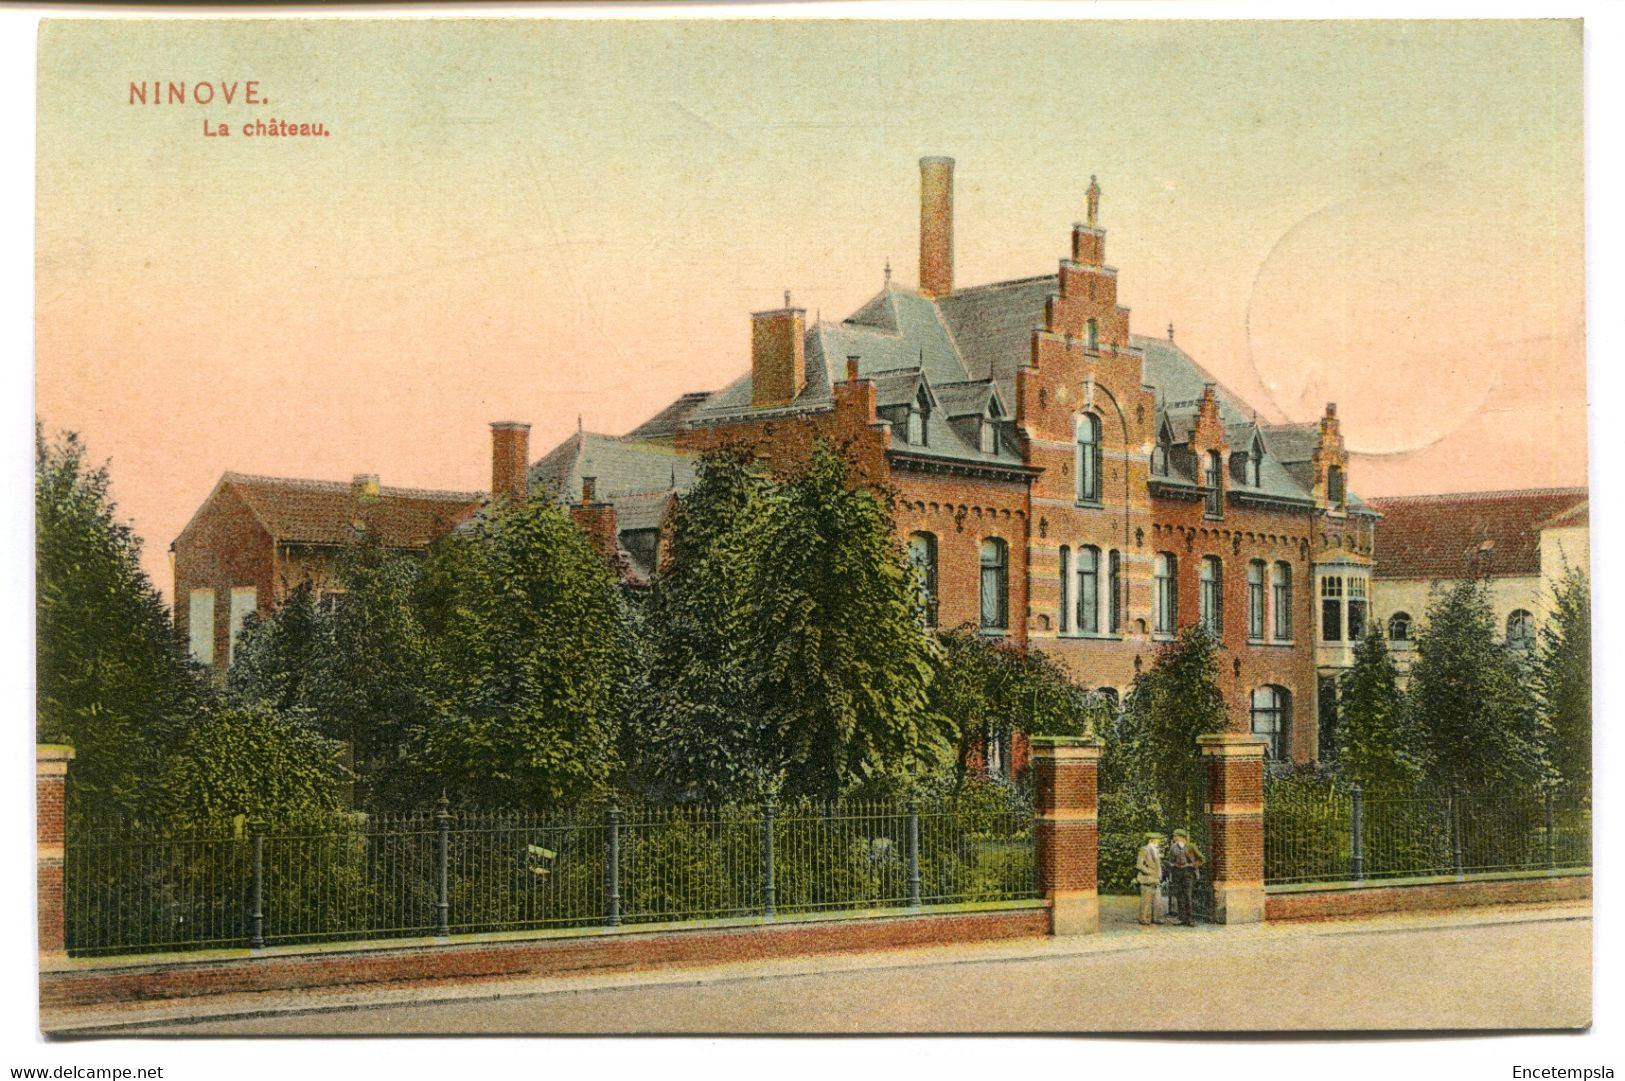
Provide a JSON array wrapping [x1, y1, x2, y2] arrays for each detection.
[[1266, 875, 1590, 922]]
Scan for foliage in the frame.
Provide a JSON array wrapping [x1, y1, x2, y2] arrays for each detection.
[[154, 704, 348, 827], [35, 426, 206, 821], [1535, 565, 1591, 794], [1335, 621, 1421, 792], [417, 500, 633, 811], [1108, 626, 1228, 817], [637, 442, 948, 802], [225, 581, 331, 717], [1406, 580, 1547, 792]]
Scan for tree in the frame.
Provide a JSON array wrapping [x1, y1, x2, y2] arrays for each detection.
[[225, 580, 331, 717], [35, 426, 205, 820], [1535, 565, 1591, 794], [155, 704, 347, 827], [1406, 579, 1547, 792], [417, 500, 633, 811], [1110, 626, 1228, 824], [741, 443, 943, 799], [1335, 621, 1420, 791]]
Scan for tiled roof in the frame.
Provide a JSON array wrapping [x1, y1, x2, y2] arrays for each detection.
[[528, 431, 698, 503], [1367, 488, 1589, 580], [216, 473, 482, 549]]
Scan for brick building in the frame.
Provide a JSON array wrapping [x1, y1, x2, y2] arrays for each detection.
[[1365, 487, 1589, 677], [174, 157, 1386, 767], [171, 471, 483, 669]]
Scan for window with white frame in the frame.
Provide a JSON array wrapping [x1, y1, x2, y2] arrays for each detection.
[[1251, 685, 1290, 761], [1321, 575, 1343, 642], [1075, 414, 1102, 502], [979, 416, 998, 455], [228, 586, 258, 668], [1347, 576, 1368, 641], [1153, 552, 1177, 637], [1248, 560, 1266, 640], [1204, 450, 1223, 517], [1388, 611, 1413, 645], [1200, 556, 1223, 635], [1077, 545, 1100, 634], [188, 588, 216, 667], [1507, 609, 1536, 651], [1272, 561, 1292, 640], [907, 532, 938, 628], [979, 538, 1008, 630]]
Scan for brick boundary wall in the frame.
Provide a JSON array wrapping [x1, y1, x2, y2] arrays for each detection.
[[1197, 733, 1267, 924], [37, 745, 75, 960], [1031, 735, 1101, 935], [1265, 875, 1591, 922], [41, 906, 1049, 1012]]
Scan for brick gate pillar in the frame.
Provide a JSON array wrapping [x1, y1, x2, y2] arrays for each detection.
[[1031, 735, 1101, 935], [37, 745, 74, 960], [1196, 733, 1266, 924]]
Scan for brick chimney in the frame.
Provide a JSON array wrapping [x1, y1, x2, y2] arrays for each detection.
[[490, 421, 530, 506], [751, 298, 806, 408], [919, 156, 955, 298], [571, 474, 620, 568]]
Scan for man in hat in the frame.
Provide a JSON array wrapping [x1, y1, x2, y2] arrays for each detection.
[[1135, 832, 1164, 925], [1166, 828, 1204, 926]]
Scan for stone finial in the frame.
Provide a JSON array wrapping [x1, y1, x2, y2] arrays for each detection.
[[884, 258, 892, 286], [1086, 175, 1101, 228]]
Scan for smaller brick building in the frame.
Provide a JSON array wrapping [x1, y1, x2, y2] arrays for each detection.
[[171, 471, 483, 670]]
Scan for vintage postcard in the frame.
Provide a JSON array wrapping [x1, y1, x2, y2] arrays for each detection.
[[29, 12, 1593, 1052]]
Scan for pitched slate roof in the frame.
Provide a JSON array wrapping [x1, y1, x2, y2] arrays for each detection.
[[1367, 488, 1589, 580], [211, 473, 483, 549], [623, 392, 712, 443], [528, 431, 698, 502]]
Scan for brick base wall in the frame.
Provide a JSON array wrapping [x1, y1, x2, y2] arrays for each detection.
[[41, 907, 1048, 1012], [1265, 875, 1591, 922]]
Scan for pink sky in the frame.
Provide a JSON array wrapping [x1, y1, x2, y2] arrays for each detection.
[[34, 19, 1585, 601]]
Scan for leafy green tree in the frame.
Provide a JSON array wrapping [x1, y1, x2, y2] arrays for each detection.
[[1335, 621, 1420, 791], [417, 500, 632, 810], [1535, 565, 1591, 794], [736, 442, 944, 800], [225, 580, 331, 717], [155, 704, 348, 827], [1407, 579, 1547, 792], [1109, 626, 1228, 825], [35, 426, 204, 820]]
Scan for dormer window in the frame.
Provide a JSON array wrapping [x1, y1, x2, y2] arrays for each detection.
[[1204, 450, 1223, 517], [1248, 437, 1263, 486], [907, 389, 930, 447], [980, 416, 998, 454], [1327, 464, 1346, 509], [1151, 424, 1171, 476]]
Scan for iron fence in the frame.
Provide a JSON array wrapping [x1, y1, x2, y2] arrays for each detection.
[[64, 797, 1036, 958], [1264, 782, 1591, 886]]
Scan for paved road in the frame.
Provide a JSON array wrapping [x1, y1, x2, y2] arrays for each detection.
[[104, 909, 1591, 1035]]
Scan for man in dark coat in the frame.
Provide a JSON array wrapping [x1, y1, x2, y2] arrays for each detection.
[[1166, 828, 1204, 926]]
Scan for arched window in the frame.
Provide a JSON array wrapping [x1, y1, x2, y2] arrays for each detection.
[[1247, 559, 1266, 640], [1108, 549, 1122, 635], [1200, 555, 1223, 635], [1075, 414, 1102, 502], [1086, 318, 1099, 350], [1077, 545, 1101, 634], [1096, 687, 1121, 717], [1058, 546, 1071, 634], [1272, 562, 1293, 640], [1251, 686, 1290, 761], [1507, 609, 1536, 651], [1153, 552, 1178, 636], [979, 538, 1008, 631], [1327, 465, 1346, 509], [1388, 611, 1413, 645], [1204, 450, 1223, 517], [907, 532, 938, 628]]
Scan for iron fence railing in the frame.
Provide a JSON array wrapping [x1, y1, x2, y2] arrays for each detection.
[[1264, 783, 1591, 886], [64, 798, 1036, 958]]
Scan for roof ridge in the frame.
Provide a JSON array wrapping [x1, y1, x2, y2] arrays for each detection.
[[1367, 486, 1588, 504], [224, 472, 482, 502], [947, 273, 1059, 295]]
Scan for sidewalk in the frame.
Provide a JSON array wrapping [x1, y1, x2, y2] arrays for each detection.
[[42, 898, 1592, 1036]]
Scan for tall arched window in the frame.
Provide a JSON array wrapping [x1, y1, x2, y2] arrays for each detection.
[[1247, 559, 1266, 640], [1204, 450, 1223, 517], [979, 538, 1008, 631], [1251, 685, 1290, 761], [1108, 549, 1122, 635], [1058, 546, 1071, 634], [1272, 561, 1293, 640], [1077, 545, 1101, 634], [1388, 611, 1413, 645], [907, 532, 938, 628], [1507, 609, 1536, 651], [1200, 556, 1223, 635], [1075, 414, 1102, 503], [1153, 552, 1177, 636]]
